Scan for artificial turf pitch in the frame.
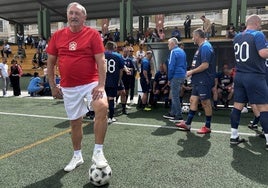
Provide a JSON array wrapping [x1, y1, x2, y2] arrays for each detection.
[[0, 97, 268, 188]]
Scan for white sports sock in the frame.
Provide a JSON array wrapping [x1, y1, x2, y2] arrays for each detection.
[[74, 150, 82, 157], [265, 134, 268, 145], [231, 128, 239, 139], [94, 144, 103, 152]]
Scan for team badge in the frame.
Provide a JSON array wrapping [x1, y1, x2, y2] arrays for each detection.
[[69, 41, 77, 51]]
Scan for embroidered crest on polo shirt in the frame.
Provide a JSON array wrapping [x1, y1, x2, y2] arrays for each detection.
[[69, 41, 77, 51]]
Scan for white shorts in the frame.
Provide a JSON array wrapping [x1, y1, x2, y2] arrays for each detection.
[[61, 82, 106, 120]]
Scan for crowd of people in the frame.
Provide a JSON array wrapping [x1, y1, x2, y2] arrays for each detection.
[[0, 32, 49, 97]]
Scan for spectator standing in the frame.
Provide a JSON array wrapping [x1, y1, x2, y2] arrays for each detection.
[[17, 32, 24, 48], [0, 57, 9, 97], [9, 59, 22, 96], [163, 38, 187, 122], [184, 15, 191, 39], [200, 15, 212, 39], [47, 2, 109, 172], [27, 72, 44, 96], [177, 29, 216, 134], [113, 28, 120, 42], [211, 23, 217, 37], [172, 27, 181, 41], [158, 29, 165, 42], [151, 28, 160, 42]]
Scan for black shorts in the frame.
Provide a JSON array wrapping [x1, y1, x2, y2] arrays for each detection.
[[105, 87, 117, 98], [140, 78, 150, 93]]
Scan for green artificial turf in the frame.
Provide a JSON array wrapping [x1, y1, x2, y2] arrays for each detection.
[[0, 97, 268, 188]]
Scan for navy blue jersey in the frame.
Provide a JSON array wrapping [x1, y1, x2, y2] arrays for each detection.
[[191, 41, 215, 85], [154, 71, 168, 87], [122, 56, 135, 77], [140, 58, 152, 80], [216, 72, 233, 89], [105, 51, 124, 88], [233, 30, 267, 74]]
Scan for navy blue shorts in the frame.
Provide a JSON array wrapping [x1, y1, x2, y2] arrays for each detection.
[[191, 83, 212, 101], [140, 78, 150, 93], [105, 87, 117, 98], [234, 72, 268, 104]]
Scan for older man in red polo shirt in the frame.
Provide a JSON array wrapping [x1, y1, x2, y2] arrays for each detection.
[[47, 2, 109, 172]]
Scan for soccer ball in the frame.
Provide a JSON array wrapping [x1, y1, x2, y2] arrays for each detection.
[[182, 105, 190, 114], [89, 164, 112, 186]]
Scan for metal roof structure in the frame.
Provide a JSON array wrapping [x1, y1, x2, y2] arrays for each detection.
[[0, 0, 267, 24]]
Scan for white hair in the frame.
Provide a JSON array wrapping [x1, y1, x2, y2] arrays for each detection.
[[67, 2, 87, 16], [168, 37, 179, 45]]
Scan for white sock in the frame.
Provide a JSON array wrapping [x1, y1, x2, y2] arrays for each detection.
[[74, 150, 82, 157], [265, 134, 268, 145], [231, 128, 239, 139], [94, 144, 103, 152]]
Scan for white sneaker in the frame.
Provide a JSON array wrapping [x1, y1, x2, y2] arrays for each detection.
[[92, 150, 108, 168], [64, 155, 84, 172], [108, 118, 117, 124], [126, 105, 131, 109], [130, 100, 134, 105], [3, 94, 8, 98]]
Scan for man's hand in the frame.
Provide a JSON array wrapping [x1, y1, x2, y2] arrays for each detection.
[[51, 86, 63, 99], [187, 70, 193, 77], [92, 84, 105, 100], [146, 79, 149, 85]]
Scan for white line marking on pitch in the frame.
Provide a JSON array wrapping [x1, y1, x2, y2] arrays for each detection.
[[0, 111, 256, 136]]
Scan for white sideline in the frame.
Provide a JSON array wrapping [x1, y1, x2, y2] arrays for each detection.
[[0, 111, 256, 137]]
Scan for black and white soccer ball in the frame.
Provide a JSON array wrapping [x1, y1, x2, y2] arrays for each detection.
[[89, 164, 112, 186], [182, 105, 190, 114]]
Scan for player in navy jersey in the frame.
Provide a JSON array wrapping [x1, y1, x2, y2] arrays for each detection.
[[247, 41, 268, 133], [122, 47, 136, 106], [140, 51, 153, 110], [213, 64, 234, 109], [153, 63, 169, 107], [230, 15, 268, 149], [104, 41, 126, 124], [177, 28, 215, 134]]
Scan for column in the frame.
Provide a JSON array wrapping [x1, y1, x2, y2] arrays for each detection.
[[240, 0, 247, 24], [119, 0, 126, 41], [42, 8, 51, 39], [37, 10, 43, 36], [144, 16, 149, 33], [126, 0, 133, 35], [139, 16, 143, 33], [230, 0, 238, 27]]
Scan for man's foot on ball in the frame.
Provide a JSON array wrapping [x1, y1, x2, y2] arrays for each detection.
[[64, 155, 84, 172], [92, 150, 108, 168]]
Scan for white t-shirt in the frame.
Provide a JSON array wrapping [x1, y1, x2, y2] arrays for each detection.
[[0, 63, 8, 78]]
